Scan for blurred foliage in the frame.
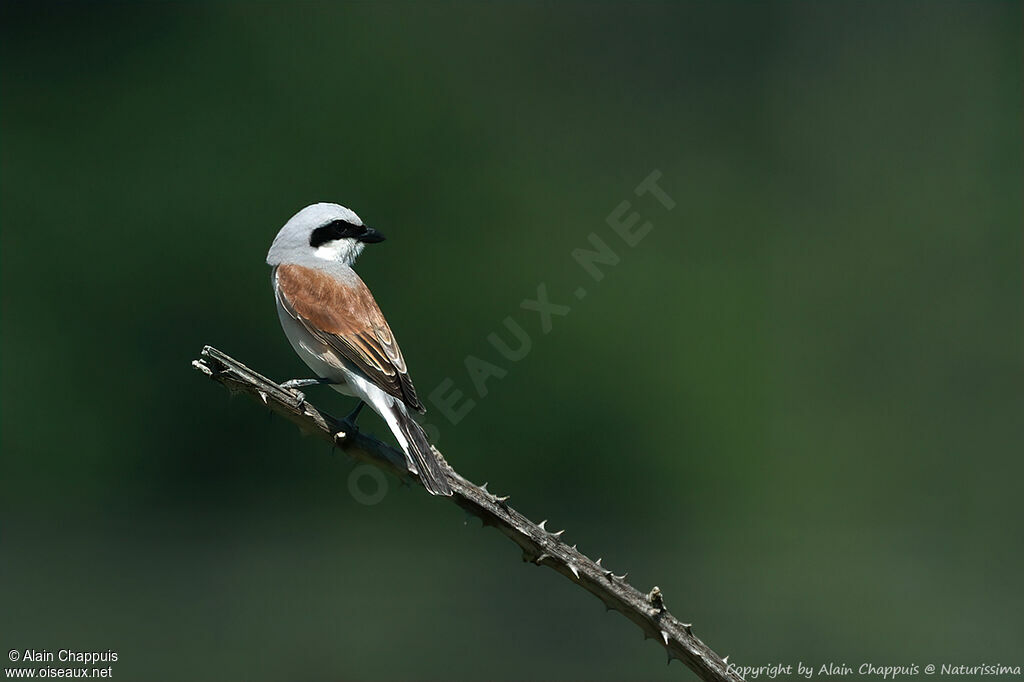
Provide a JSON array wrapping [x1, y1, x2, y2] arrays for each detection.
[[1, 2, 1021, 680]]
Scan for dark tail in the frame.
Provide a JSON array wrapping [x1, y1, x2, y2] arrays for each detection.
[[393, 407, 452, 496]]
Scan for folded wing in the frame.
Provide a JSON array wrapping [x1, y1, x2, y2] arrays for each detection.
[[274, 264, 425, 413]]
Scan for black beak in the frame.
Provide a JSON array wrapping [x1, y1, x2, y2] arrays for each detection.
[[358, 226, 386, 243]]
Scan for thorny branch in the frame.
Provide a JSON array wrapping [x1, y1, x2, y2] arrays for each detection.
[[192, 346, 744, 682]]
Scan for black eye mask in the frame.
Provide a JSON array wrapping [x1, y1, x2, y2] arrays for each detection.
[[309, 220, 385, 247]]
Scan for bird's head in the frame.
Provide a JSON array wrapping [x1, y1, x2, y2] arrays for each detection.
[[267, 202, 385, 267]]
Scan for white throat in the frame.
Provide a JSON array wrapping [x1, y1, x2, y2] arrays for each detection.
[[314, 239, 364, 266]]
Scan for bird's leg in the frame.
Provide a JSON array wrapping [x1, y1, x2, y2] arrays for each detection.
[[281, 377, 337, 389], [335, 401, 366, 442], [344, 400, 366, 425], [280, 377, 337, 407]]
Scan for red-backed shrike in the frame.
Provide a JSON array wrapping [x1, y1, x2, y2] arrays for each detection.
[[267, 203, 451, 496]]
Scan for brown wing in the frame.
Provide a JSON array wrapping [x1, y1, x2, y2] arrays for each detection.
[[275, 264, 425, 413]]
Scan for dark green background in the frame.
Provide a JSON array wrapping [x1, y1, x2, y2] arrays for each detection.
[[2, 2, 1021, 680]]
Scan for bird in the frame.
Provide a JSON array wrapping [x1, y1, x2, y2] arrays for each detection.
[[266, 202, 452, 496]]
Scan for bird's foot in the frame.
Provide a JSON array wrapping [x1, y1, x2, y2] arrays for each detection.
[[281, 377, 336, 389], [280, 377, 336, 408]]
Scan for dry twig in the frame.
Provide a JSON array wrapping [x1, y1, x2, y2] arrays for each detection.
[[192, 345, 743, 682]]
